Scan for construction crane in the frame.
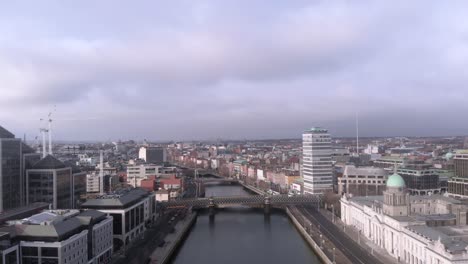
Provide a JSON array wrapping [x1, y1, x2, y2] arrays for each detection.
[[48, 112, 53, 155], [39, 118, 49, 158], [48, 106, 56, 155], [38, 106, 57, 158]]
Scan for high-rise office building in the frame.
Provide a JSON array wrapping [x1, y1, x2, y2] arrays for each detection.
[[0, 126, 41, 212], [0, 126, 22, 212], [139, 146, 166, 164], [302, 127, 333, 194]]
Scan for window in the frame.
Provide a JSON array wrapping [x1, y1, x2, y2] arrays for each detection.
[[41, 260, 58, 264], [21, 257, 39, 264], [22, 247, 38, 257], [41, 247, 58, 257]]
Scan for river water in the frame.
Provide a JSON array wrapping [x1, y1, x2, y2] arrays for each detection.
[[170, 185, 321, 264]]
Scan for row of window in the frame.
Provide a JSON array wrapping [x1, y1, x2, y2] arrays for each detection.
[[341, 180, 386, 184], [345, 175, 384, 179]]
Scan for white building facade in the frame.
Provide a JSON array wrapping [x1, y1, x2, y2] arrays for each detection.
[[126, 164, 161, 187], [302, 127, 333, 194], [341, 173, 468, 264]]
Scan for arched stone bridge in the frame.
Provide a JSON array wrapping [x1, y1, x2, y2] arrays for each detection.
[[161, 195, 321, 209]]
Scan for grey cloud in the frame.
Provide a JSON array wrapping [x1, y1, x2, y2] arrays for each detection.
[[1, 1, 468, 140]]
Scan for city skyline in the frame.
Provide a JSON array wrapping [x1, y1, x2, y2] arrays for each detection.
[[1, 1, 468, 140]]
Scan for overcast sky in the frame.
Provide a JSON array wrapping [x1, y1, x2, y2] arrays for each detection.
[[1, 1, 468, 141]]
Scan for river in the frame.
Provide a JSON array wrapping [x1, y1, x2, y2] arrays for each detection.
[[170, 184, 322, 264]]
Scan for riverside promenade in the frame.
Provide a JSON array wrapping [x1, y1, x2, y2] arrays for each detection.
[[149, 212, 197, 264]]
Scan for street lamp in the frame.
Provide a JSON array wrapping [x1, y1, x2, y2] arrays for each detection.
[[320, 234, 323, 248], [331, 204, 335, 223]]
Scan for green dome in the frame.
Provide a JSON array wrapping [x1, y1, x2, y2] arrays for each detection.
[[387, 173, 406, 188], [445, 152, 454, 160]]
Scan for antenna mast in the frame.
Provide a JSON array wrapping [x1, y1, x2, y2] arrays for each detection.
[[100, 150, 104, 195], [356, 112, 359, 156], [48, 112, 53, 155]]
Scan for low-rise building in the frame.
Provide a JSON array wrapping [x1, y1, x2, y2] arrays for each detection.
[[338, 165, 388, 196], [80, 188, 156, 251], [157, 175, 181, 190], [155, 190, 169, 202], [0, 209, 113, 264], [126, 164, 161, 187]]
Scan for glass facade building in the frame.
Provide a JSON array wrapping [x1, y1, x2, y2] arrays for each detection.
[[398, 162, 440, 195], [0, 126, 22, 212], [26, 155, 73, 209]]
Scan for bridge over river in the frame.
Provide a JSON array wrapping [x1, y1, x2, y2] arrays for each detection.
[[161, 194, 321, 213]]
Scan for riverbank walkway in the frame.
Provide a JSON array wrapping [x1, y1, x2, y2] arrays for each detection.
[[149, 212, 197, 264]]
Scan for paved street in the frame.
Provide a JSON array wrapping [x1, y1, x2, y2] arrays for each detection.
[[112, 209, 188, 264], [112, 177, 197, 264], [319, 209, 398, 264], [298, 206, 384, 264]]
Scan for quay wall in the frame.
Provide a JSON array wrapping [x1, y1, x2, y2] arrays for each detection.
[[286, 207, 333, 264]]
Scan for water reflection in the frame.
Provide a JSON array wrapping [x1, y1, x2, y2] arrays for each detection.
[[170, 185, 321, 264]]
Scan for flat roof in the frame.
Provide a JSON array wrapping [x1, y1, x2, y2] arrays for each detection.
[[81, 188, 150, 209], [406, 225, 468, 253], [0, 203, 49, 225]]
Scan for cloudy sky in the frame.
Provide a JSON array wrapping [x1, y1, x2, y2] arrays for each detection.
[[1, 1, 468, 141]]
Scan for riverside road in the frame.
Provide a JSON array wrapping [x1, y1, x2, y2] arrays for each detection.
[[298, 206, 384, 264]]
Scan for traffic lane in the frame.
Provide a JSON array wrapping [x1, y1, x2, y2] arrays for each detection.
[[300, 207, 384, 264], [298, 207, 368, 264], [116, 209, 183, 264]]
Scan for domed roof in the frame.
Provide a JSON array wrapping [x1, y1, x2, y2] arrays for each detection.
[[445, 152, 454, 160], [387, 173, 406, 188]]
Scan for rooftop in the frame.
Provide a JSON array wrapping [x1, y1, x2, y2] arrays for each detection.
[[304, 127, 328, 133], [0, 203, 49, 225], [0, 126, 14, 139], [376, 156, 405, 161], [32, 155, 68, 170], [343, 165, 387, 176], [406, 225, 468, 253], [348, 194, 462, 208], [81, 188, 150, 209], [0, 210, 105, 242]]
